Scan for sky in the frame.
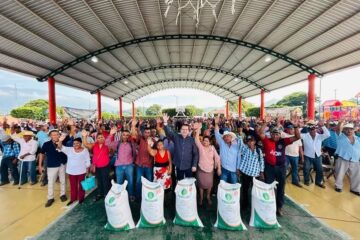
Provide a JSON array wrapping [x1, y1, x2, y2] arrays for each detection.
[[0, 65, 359, 114]]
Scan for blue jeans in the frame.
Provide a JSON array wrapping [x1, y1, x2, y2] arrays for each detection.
[[136, 166, 153, 199], [20, 160, 37, 184], [176, 168, 192, 181], [115, 164, 134, 197], [304, 156, 323, 185], [286, 156, 299, 184], [220, 167, 238, 184]]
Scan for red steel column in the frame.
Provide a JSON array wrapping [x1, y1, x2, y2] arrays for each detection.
[[132, 101, 135, 119], [97, 91, 102, 120], [119, 97, 123, 118], [238, 96, 242, 118], [260, 90, 265, 120], [225, 100, 229, 118], [48, 77, 56, 125], [307, 74, 316, 120]]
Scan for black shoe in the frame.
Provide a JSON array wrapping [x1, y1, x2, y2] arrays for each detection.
[[20, 182, 27, 185], [66, 201, 74, 206], [40, 182, 47, 187], [79, 200, 84, 204], [45, 199, 55, 207], [292, 182, 303, 188], [94, 195, 103, 202], [316, 183, 326, 189], [335, 188, 342, 192], [30, 181, 38, 185], [0, 181, 10, 186], [60, 195, 68, 202], [13, 181, 19, 185], [304, 182, 310, 186], [276, 209, 283, 217], [350, 190, 360, 196]]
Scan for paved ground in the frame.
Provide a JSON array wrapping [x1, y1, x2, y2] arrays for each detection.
[[36, 191, 344, 240]]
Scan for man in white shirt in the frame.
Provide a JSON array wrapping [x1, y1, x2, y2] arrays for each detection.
[[285, 123, 304, 187], [12, 130, 38, 185], [301, 120, 330, 188]]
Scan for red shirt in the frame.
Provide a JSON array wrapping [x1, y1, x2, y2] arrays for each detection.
[[262, 137, 293, 166], [92, 143, 110, 168], [135, 137, 153, 168]]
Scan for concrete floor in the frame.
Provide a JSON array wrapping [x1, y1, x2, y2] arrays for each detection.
[[0, 174, 359, 240]]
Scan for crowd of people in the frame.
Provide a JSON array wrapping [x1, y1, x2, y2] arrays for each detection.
[[0, 114, 359, 216]]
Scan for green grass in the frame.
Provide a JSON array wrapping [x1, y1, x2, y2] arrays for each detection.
[[36, 191, 344, 240]]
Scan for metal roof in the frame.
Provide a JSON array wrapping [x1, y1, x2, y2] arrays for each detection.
[[0, 0, 359, 103]]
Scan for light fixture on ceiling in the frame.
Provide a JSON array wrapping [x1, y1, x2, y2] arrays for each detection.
[[234, 78, 239, 82], [264, 55, 272, 62], [124, 80, 129, 84], [91, 56, 98, 63]]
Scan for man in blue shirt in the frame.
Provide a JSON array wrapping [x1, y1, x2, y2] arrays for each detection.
[[0, 134, 20, 185], [214, 116, 240, 184], [322, 121, 338, 157], [334, 122, 360, 196]]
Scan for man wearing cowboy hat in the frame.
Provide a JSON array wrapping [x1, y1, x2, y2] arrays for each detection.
[[301, 120, 330, 188], [0, 134, 20, 186], [334, 121, 360, 196], [11, 131, 38, 185], [258, 118, 301, 216], [214, 116, 240, 184]]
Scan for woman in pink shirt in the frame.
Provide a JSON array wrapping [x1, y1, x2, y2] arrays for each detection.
[[194, 123, 221, 206], [82, 130, 110, 202]]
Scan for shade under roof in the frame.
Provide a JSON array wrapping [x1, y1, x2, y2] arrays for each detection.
[[0, 0, 359, 103]]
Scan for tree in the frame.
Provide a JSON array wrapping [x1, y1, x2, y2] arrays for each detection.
[[23, 99, 48, 109], [10, 106, 45, 120], [229, 100, 255, 116], [146, 104, 162, 116], [162, 108, 177, 117], [246, 107, 260, 117], [102, 112, 118, 120]]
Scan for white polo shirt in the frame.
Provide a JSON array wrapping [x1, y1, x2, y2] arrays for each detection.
[[11, 135, 38, 161], [301, 126, 330, 158], [61, 147, 91, 175]]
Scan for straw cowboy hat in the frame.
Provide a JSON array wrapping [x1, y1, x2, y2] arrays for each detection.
[[343, 123, 354, 129], [222, 131, 237, 141], [22, 131, 34, 136], [307, 120, 317, 126]]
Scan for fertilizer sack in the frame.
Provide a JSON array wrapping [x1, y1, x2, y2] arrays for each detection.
[[136, 177, 166, 228], [249, 178, 280, 229], [104, 180, 135, 231], [173, 178, 203, 227], [214, 180, 247, 231]]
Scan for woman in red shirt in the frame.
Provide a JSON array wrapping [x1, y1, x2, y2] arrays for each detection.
[[147, 139, 172, 190], [82, 130, 110, 202]]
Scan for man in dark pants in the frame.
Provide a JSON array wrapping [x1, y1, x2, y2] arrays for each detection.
[[0, 134, 20, 185], [258, 119, 300, 216], [160, 114, 199, 181]]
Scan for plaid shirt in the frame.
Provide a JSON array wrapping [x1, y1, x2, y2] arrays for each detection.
[[1, 141, 20, 158], [237, 139, 264, 177]]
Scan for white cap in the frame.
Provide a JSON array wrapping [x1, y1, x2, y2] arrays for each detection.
[[343, 123, 354, 129]]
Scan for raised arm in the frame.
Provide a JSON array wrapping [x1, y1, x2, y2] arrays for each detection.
[[81, 130, 94, 150], [214, 116, 225, 145], [318, 120, 330, 140], [162, 114, 175, 140], [146, 138, 157, 157]]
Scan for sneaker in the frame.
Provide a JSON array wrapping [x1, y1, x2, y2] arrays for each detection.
[[45, 199, 55, 208], [350, 190, 360, 196], [60, 195, 68, 202], [0, 181, 10, 186], [66, 201, 74, 206], [335, 188, 342, 192], [292, 182, 303, 188], [316, 183, 326, 189]]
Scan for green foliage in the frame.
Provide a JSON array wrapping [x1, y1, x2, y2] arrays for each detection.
[[276, 92, 307, 107], [102, 112, 118, 120], [185, 105, 203, 117], [246, 107, 260, 117], [162, 108, 177, 117], [23, 99, 48, 109], [10, 106, 46, 120], [145, 104, 162, 116], [229, 100, 254, 115]]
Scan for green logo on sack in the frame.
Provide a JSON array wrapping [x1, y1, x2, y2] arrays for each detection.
[[181, 189, 187, 196], [263, 193, 270, 201], [148, 192, 155, 199], [225, 193, 232, 201]]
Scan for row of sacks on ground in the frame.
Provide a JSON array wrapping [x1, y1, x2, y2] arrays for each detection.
[[104, 177, 280, 231]]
